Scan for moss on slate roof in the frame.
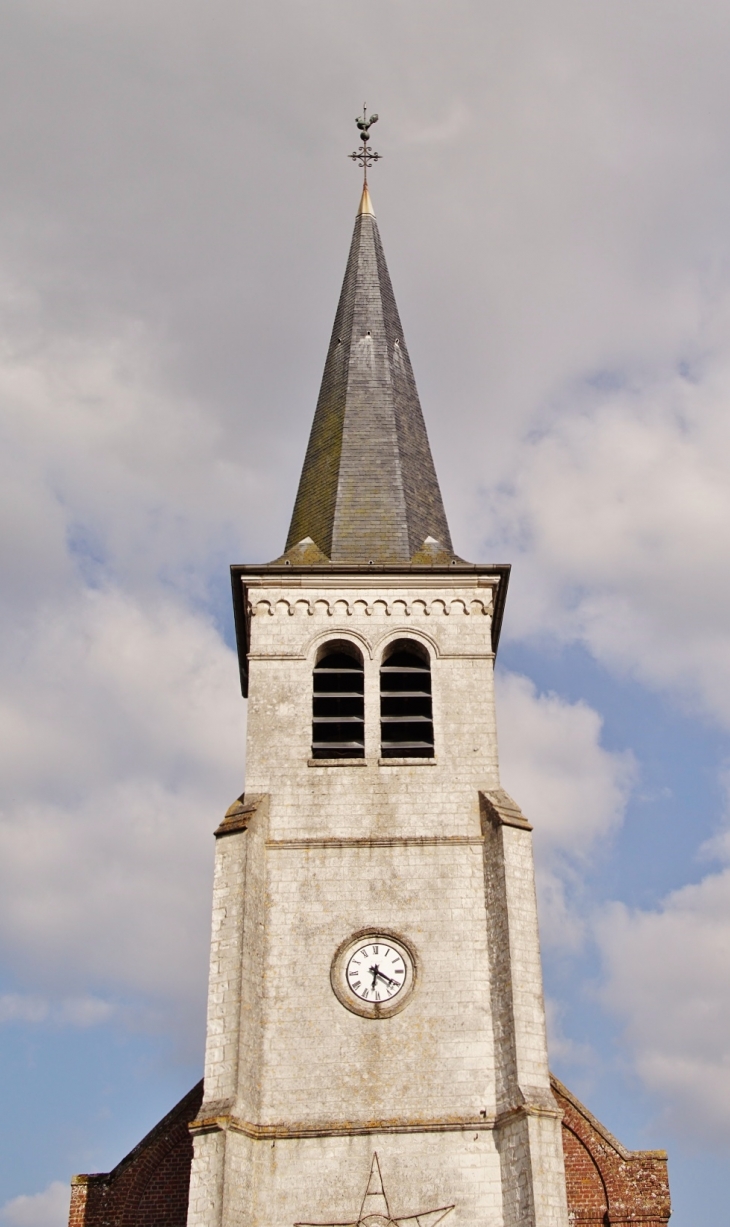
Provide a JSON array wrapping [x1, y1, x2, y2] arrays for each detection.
[[284, 203, 454, 564]]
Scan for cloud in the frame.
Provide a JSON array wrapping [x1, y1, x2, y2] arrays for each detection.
[[0, 310, 263, 609], [595, 857, 730, 1147], [544, 997, 596, 1073], [1, 0, 730, 1200], [0, 995, 115, 1027], [0, 318, 246, 1047], [0, 587, 244, 1034], [0, 1183, 69, 1227], [499, 670, 730, 1151], [497, 665, 730, 1148], [496, 672, 635, 947], [2, 0, 730, 731], [488, 333, 730, 729], [0, 995, 48, 1024], [0, 301, 246, 1048]]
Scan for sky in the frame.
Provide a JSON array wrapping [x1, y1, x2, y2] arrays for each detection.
[[0, 0, 729, 1223]]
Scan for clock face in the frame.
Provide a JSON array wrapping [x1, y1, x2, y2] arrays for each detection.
[[346, 940, 407, 1004], [331, 931, 416, 1018]]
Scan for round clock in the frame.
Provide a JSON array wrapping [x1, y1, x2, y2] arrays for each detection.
[[331, 931, 416, 1018]]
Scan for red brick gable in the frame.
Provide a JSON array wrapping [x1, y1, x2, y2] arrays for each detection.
[[551, 1075, 670, 1226], [69, 1082, 203, 1227]]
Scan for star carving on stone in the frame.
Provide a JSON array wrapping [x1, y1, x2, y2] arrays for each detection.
[[294, 1152, 455, 1227]]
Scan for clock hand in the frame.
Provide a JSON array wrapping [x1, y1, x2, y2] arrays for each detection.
[[369, 965, 397, 989]]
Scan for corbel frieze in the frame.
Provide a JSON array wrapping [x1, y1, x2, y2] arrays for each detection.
[[247, 596, 494, 619]]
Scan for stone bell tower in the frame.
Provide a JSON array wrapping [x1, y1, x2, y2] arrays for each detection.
[[186, 139, 571, 1227]]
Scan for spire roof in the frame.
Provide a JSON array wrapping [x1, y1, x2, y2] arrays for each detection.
[[283, 189, 454, 564]]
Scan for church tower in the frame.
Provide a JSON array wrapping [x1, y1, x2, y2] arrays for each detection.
[[186, 119, 570, 1227]]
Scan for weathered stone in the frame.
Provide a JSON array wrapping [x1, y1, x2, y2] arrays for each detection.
[[184, 567, 572, 1227]]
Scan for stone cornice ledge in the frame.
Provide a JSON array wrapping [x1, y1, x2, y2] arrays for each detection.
[[494, 1102, 563, 1129], [494, 1083, 563, 1130], [267, 835, 484, 850], [189, 1114, 499, 1139]]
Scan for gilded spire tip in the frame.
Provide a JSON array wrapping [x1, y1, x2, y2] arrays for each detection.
[[357, 183, 375, 216]]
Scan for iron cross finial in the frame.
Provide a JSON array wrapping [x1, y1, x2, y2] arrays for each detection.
[[349, 104, 381, 185]]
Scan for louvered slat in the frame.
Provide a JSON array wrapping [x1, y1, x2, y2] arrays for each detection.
[[312, 649, 365, 759], [380, 646, 434, 758]]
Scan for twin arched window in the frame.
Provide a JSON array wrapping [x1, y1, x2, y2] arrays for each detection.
[[311, 639, 433, 760]]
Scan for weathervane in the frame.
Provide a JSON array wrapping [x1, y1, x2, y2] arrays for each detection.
[[349, 105, 381, 185]]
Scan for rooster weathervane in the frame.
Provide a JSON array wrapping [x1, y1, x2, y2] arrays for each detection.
[[349, 105, 381, 185]]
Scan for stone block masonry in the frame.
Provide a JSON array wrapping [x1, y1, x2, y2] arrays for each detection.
[[186, 572, 568, 1227]]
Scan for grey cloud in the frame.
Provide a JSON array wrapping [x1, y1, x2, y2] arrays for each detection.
[[3, 0, 730, 1169]]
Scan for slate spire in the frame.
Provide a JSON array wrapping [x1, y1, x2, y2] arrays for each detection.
[[284, 188, 454, 564]]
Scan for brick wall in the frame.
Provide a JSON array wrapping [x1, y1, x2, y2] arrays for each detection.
[[68, 1076, 669, 1227], [551, 1076, 670, 1226], [69, 1082, 203, 1227]]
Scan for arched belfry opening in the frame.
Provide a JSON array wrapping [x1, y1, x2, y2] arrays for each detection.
[[312, 641, 365, 759], [380, 640, 434, 758]]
